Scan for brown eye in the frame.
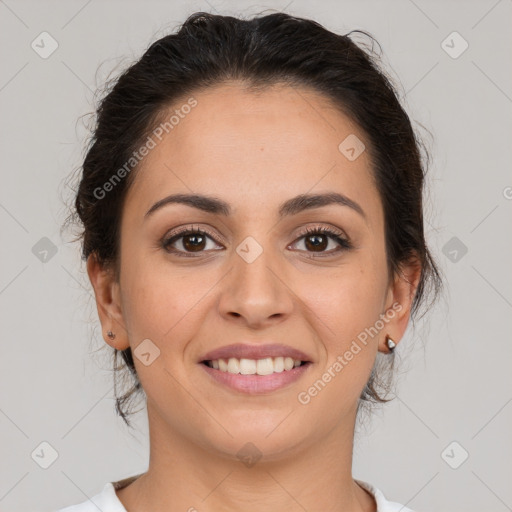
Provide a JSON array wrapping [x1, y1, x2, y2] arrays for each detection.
[[181, 232, 207, 252], [291, 227, 352, 255], [162, 228, 222, 256], [304, 233, 329, 252]]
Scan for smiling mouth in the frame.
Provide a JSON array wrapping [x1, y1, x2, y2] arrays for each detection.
[[201, 357, 310, 376]]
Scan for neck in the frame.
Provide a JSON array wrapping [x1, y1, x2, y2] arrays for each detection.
[[116, 403, 376, 512]]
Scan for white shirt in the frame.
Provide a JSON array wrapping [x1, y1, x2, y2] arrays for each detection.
[[55, 478, 415, 512]]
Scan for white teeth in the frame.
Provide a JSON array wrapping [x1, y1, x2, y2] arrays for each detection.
[[256, 357, 274, 376], [273, 356, 284, 373], [240, 358, 256, 374], [284, 357, 294, 371], [207, 356, 304, 375], [227, 358, 240, 374]]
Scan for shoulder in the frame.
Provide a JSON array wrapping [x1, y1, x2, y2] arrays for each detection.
[[55, 482, 127, 512], [356, 479, 416, 512], [55, 477, 415, 512]]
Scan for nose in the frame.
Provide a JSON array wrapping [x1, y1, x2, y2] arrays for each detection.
[[218, 242, 294, 329]]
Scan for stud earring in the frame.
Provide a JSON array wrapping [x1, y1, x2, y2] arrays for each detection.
[[385, 335, 396, 353], [107, 330, 116, 340]]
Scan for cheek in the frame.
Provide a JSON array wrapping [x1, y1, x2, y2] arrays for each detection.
[[119, 253, 218, 346], [293, 255, 387, 393], [301, 258, 387, 339], [292, 270, 385, 414], [118, 259, 207, 397]]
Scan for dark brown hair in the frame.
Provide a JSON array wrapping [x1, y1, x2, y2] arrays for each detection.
[[64, 11, 443, 428]]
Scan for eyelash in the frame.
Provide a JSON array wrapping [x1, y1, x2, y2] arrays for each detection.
[[161, 224, 352, 258]]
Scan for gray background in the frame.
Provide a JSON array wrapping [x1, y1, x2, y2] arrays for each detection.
[[1, 0, 511, 511]]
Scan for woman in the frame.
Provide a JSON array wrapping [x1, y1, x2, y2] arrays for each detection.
[[59, 10, 442, 512]]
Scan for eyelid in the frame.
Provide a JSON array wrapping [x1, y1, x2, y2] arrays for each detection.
[[163, 224, 223, 243], [161, 222, 352, 256], [294, 223, 347, 239], [289, 224, 352, 252]]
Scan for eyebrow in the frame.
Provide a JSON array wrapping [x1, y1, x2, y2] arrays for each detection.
[[144, 192, 366, 221]]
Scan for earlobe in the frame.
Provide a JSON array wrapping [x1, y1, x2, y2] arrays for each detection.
[[384, 335, 396, 353], [378, 255, 422, 353], [86, 253, 130, 350]]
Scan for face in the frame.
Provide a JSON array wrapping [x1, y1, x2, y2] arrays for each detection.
[[89, 81, 417, 461]]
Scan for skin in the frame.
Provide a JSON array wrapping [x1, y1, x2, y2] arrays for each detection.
[[87, 81, 421, 512]]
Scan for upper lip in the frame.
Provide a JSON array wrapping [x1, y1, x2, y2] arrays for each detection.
[[199, 343, 313, 363]]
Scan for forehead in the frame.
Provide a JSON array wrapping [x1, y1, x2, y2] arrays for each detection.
[[124, 81, 380, 224]]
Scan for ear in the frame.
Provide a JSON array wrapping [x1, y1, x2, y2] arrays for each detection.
[[86, 253, 130, 350], [379, 253, 422, 353]]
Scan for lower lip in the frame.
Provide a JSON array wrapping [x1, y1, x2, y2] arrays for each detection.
[[199, 362, 312, 394]]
